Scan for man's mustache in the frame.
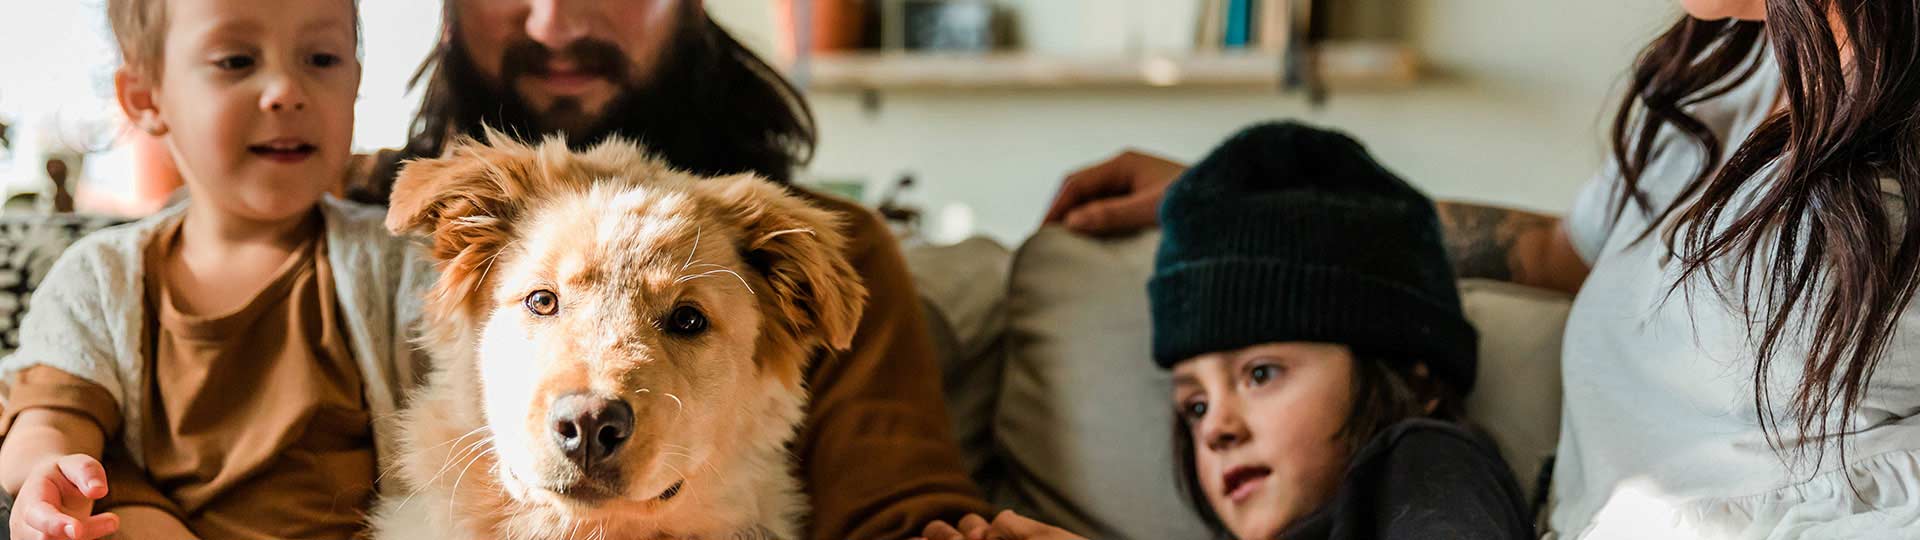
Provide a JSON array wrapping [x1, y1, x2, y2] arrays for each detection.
[[500, 38, 631, 82]]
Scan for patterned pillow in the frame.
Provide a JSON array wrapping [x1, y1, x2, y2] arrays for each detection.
[[0, 215, 133, 355]]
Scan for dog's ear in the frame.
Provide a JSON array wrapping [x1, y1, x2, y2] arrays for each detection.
[[386, 134, 540, 243], [699, 176, 869, 351], [385, 134, 551, 314]]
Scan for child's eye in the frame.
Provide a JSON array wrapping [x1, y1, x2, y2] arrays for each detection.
[[1182, 400, 1209, 421], [1249, 364, 1278, 385], [213, 55, 255, 70], [309, 53, 342, 68]]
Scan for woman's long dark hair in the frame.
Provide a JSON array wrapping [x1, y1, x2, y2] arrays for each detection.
[[1610, 2, 1920, 468], [403, 4, 815, 184]]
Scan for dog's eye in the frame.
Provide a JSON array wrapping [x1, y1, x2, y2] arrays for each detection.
[[665, 305, 708, 336], [525, 290, 560, 316]]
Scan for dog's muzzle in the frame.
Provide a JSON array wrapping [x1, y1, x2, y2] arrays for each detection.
[[548, 392, 635, 474]]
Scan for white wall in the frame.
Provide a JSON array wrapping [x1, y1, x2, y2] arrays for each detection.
[[0, 0, 1685, 240], [711, 0, 1684, 244]]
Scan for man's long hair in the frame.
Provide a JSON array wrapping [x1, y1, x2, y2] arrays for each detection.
[[403, 5, 815, 185]]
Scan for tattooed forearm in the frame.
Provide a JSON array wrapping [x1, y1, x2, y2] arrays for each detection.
[[1434, 202, 1560, 283]]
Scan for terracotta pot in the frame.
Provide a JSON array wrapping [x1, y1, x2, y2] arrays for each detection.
[[773, 0, 867, 57]]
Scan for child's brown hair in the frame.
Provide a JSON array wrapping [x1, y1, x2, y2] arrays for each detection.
[[106, 0, 361, 76], [106, 0, 167, 75]]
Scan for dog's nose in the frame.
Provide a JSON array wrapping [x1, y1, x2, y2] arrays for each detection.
[[548, 393, 635, 469]]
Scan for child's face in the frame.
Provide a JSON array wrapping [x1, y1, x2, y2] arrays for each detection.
[[124, 0, 360, 223], [1173, 342, 1355, 540]]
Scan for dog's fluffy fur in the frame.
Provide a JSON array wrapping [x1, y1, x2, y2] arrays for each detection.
[[368, 133, 866, 540]]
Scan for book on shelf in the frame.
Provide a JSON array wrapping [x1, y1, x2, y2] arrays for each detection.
[[1196, 0, 1226, 51], [1224, 0, 1252, 48], [1257, 0, 1290, 52], [1199, 0, 1301, 51]]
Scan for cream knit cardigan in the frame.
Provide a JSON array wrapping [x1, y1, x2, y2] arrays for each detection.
[[0, 196, 435, 478]]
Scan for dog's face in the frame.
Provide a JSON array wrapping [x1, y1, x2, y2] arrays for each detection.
[[387, 134, 864, 521]]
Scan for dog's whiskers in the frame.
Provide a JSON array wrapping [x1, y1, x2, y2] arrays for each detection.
[[474, 238, 519, 288], [682, 225, 704, 271], [656, 460, 706, 510], [664, 392, 686, 419], [755, 228, 817, 246], [673, 267, 755, 295], [435, 426, 493, 456], [414, 432, 493, 497], [376, 425, 488, 486], [423, 433, 493, 487], [660, 459, 688, 482], [446, 446, 496, 524], [393, 435, 493, 518]]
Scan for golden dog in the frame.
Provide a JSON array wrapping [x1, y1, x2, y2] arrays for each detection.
[[368, 134, 866, 540]]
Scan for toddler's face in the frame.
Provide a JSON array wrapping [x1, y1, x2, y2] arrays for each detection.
[[1173, 342, 1355, 540], [134, 0, 359, 222]]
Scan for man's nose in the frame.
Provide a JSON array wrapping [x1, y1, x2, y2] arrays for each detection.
[[526, 0, 591, 52]]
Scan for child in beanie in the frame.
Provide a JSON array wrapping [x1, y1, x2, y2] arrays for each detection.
[[1153, 122, 1529, 540]]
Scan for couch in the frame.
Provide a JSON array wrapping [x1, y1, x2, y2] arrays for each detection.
[[0, 215, 1571, 540]]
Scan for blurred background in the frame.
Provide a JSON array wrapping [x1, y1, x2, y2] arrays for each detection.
[[0, 0, 1680, 244]]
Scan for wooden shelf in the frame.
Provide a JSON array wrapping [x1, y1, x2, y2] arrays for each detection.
[[793, 42, 1418, 92]]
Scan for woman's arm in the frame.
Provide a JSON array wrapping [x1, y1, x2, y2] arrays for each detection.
[[1434, 202, 1589, 295]]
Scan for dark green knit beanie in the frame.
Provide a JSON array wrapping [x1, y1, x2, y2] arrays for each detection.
[[1148, 121, 1478, 394]]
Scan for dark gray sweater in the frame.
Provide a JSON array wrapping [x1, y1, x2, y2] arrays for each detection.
[[1278, 419, 1532, 540]]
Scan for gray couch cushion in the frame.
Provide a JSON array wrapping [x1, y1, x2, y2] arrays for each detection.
[[994, 228, 1210, 540], [1459, 278, 1569, 503], [904, 237, 1015, 484]]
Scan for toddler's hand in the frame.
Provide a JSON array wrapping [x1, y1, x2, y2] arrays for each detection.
[[8, 454, 119, 540]]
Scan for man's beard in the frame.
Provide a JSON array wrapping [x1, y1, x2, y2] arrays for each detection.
[[447, 29, 707, 150], [411, 14, 808, 186]]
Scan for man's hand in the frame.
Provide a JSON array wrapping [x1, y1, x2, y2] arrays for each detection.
[[915, 513, 991, 540], [8, 455, 118, 540], [1043, 150, 1188, 236], [982, 510, 1086, 540]]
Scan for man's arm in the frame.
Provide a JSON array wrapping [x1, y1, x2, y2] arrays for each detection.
[[1434, 202, 1590, 296], [795, 196, 992, 540]]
